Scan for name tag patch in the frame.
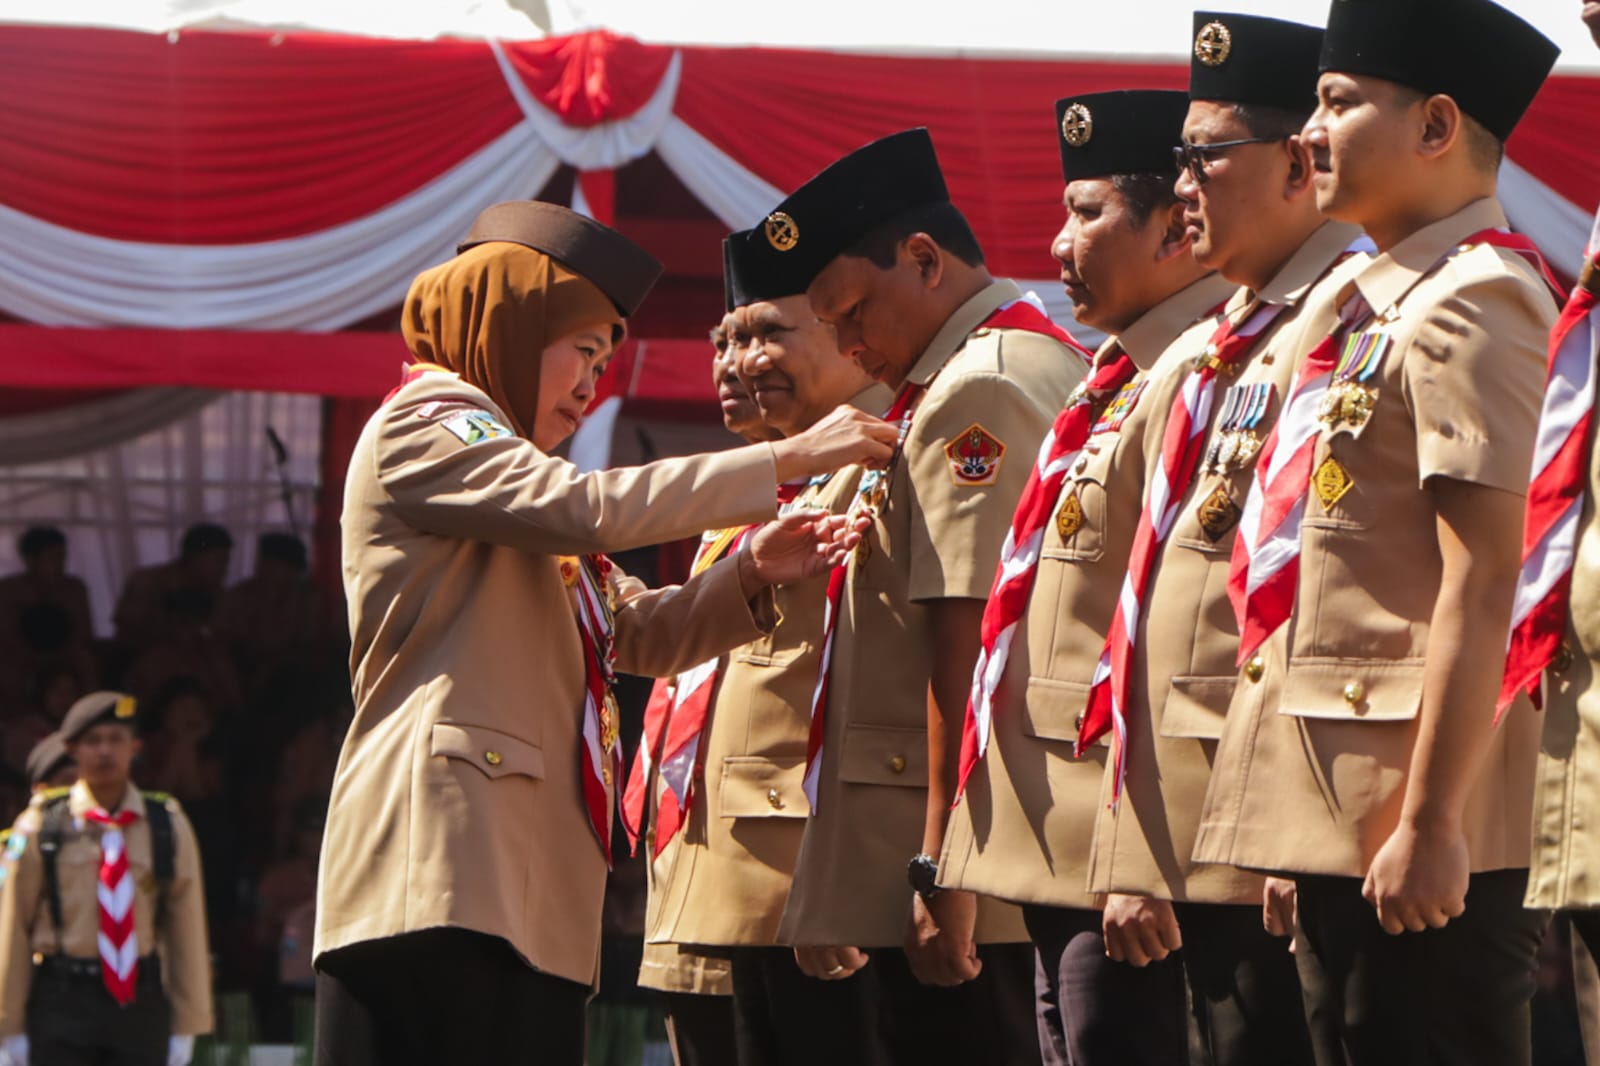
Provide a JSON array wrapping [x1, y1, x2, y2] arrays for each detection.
[[440, 409, 514, 446]]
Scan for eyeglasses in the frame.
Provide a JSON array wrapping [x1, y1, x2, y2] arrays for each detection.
[[1172, 137, 1284, 186]]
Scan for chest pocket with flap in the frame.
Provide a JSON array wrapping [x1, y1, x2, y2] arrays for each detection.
[[1043, 436, 1120, 565], [719, 756, 810, 818], [432, 722, 546, 780]]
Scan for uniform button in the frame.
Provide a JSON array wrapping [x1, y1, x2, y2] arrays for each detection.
[[1343, 681, 1365, 706], [484, 750, 502, 767], [1244, 656, 1264, 683], [767, 788, 785, 810], [1553, 645, 1575, 675], [1074, 458, 1088, 474], [888, 755, 907, 774]]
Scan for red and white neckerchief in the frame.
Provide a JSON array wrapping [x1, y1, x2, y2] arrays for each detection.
[[953, 346, 1137, 799], [805, 298, 1091, 811], [1230, 228, 1564, 670], [83, 807, 140, 1005], [1501, 213, 1600, 720], [1075, 299, 1288, 799], [571, 552, 625, 862], [619, 524, 750, 855]]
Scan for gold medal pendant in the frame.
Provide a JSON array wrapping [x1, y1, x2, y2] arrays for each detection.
[[1196, 484, 1241, 543], [1056, 492, 1084, 540], [1312, 455, 1354, 511]]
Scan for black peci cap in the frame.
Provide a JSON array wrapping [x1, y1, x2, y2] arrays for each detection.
[[1189, 12, 1325, 113], [743, 129, 951, 297], [59, 691, 138, 743], [1319, 0, 1558, 142], [458, 201, 664, 317], [724, 226, 811, 310], [1055, 90, 1191, 182], [24, 734, 73, 786]]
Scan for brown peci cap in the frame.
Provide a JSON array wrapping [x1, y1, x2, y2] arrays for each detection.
[[457, 201, 664, 317], [59, 691, 139, 743], [24, 733, 73, 786]]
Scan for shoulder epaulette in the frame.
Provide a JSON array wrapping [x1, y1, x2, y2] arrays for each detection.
[[141, 790, 173, 804], [39, 787, 71, 804]]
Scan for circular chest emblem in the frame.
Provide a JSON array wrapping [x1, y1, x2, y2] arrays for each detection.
[[1060, 103, 1094, 148], [765, 211, 800, 252]]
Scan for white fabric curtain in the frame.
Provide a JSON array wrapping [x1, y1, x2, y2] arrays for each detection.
[[0, 391, 323, 636], [0, 388, 220, 466]]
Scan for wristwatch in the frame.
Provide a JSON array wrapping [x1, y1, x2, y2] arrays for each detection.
[[907, 853, 941, 901]]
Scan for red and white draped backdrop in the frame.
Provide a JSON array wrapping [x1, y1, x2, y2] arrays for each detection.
[[1, 25, 1596, 394], [0, 27, 1597, 567]]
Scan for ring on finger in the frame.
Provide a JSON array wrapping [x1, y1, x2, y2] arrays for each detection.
[[826, 964, 846, 977]]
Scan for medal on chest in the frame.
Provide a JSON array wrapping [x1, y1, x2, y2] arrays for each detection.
[[1090, 379, 1147, 436], [1318, 330, 1389, 433], [1203, 382, 1274, 475]]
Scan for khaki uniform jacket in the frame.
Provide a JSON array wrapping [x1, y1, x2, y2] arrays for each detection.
[[0, 781, 212, 1036], [1194, 199, 1557, 878], [1089, 223, 1365, 903], [939, 273, 1238, 909], [318, 370, 784, 986], [1527, 245, 1600, 910], [777, 280, 1085, 947], [651, 388, 892, 949]]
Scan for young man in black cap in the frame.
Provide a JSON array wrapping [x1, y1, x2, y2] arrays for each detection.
[[0, 692, 212, 1066], [1192, 0, 1561, 1062], [757, 128, 1082, 1064], [938, 88, 1232, 1066], [1074, 13, 1373, 1065]]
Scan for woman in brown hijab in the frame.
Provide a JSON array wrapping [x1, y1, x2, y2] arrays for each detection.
[[313, 202, 892, 1066]]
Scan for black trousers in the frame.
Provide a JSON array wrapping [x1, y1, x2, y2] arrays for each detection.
[[1294, 869, 1549, 1066], [728, 946, 881, 1066], [314, 928, 589, 1066], [28, 966, 169, 1066], [1172, 902, 1314, 1066], [1568, 910, 1600, 1066], [661, 990, 737, 1066], [1022, 903, 1187, 1066], [726, 943, 1037, 1066]]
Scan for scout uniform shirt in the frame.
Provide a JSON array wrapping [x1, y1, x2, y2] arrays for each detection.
[[1527, 235, 1600, 910], [939, 272, 1238, 909], [776, 279, 1084, 948], [1088, 221, 1366, 903], [320, 368, 784, 987], [0, 781, 212, 1037], [651, 386, 893, 950], [1193, 198, 1558, 878]]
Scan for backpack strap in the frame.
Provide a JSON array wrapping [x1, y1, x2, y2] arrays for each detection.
[[142, 793, 176, 931], [37, 795, 71, 957]]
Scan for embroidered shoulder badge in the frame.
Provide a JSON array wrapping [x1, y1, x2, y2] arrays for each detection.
[[1090, 380, 1147, 435], [4, 831, 25, 859], [946, 424, 1007, 486], [440, 409, 513, 446]]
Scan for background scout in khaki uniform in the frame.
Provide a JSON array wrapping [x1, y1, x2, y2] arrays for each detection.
[[315, 201, 895, 1066], [647, 226, 894, 1066], [1081, 15, 1362, 1066], [1515, 9, 1600, 1063], [0, 692, 211, 1066], [633, 307, 764, 1066], [1191, 1, 1561, 1062], [940, 88, 1230, 1066], [755, 128, 1077, 1066]]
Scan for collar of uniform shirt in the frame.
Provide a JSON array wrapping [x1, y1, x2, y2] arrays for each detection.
[[901, 278, 1022, 388], [1117, 272, 1240, 368], [69, 780, 145, 821], [1250, 220, 1372, 309], [1350, 195, 1508, 317]]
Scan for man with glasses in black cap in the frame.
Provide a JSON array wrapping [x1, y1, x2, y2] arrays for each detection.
[[1075, 12, 1369, 1065], [940, 88, 1232, 1066], [1193, 0, 1562, 1061]]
